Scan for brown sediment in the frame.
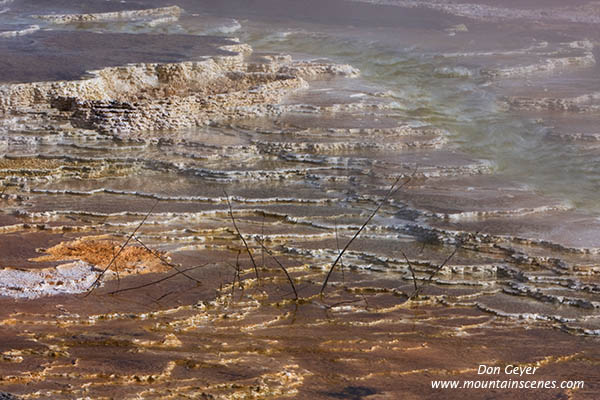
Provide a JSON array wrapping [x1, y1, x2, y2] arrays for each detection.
[[0, 156, 139, 181], [1, 1, 600, 398], [0, 232, 69, 270], [0, 158, 65, 170], [0, 232, 178, 300], [0, 259, 597, 399]]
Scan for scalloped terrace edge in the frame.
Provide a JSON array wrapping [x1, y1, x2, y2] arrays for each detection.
[[0, 38, 360, 297], [0, 41, 359, 136]]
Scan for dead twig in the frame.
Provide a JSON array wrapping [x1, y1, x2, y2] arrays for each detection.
[[398, 248, 419, 293], [419, 241, 427, 254], [334, 221, 345, 283], [224, 191, 260, 281], [359, 293, 373, 311], [256, 239, 298, 301], [408, 245, 459, 300], [235, 250, 243, 289], [261, 212, 266, 269], [108, 264, 207, 295], [320, 170, 416, 295], [85, 200, 159, 296], [155, 289, 178, 302], [112, 241, 121, 291], [132, 235, 201, 284], [229, 250, 243, 300]]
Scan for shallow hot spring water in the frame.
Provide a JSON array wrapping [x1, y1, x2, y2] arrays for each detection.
[[0, 0, 599, 398]]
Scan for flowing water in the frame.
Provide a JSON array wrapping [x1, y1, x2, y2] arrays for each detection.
[[0, 0, 600, 398]]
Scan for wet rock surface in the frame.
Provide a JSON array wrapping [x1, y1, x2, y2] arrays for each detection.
[[0, 0, 600, 398], [0, 31, 233, 83]]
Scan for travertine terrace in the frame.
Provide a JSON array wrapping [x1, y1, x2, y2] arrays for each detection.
[[1, 1, 600, 399], [0, 42, 358, 135]]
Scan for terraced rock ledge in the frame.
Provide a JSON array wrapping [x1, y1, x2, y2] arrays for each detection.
[[0, 41, 358, 136], [1, 2, 600, 399]]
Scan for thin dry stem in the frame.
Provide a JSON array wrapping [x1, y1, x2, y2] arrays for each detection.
[[320, 170, 416, 295], [132, 235, 201, 284], [85, 200, 159, 296], [398, 248, 419, 293], [108, 264, 207, 295], [408, 245, 459, 300], [224, 191, 260, 281], [256, 239, 299, 300]]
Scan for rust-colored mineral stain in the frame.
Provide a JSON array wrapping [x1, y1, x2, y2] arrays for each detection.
[[32, 238, 169, 275], [1, 0, 600, 398]]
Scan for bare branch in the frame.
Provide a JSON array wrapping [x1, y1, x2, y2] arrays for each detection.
[[334, 221, 345, 282], [230, 250, 242, 300], [108, 264, 207, 295], [85, 200, 159, 296], [320, 169, 416, 295], [408, 245, 459, 300], [224, 191, 260, 281], [398, 248, 418, 293], [261, 212, 266, 269], [155, 289, 178, 302], [256, 239, 298, 301], [132, 235, 201, 284]]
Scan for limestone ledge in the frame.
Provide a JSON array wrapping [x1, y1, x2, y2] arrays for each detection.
[[0, 43, 359, 135], [506, 91, 600, 112], [32, 5, 183, 24], [0, 25, 40, 38], [482, 40, 596, 78]]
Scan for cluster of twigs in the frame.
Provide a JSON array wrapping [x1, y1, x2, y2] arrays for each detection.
[[319, 172, 414, 295], [86, 171, 458, 304], [224, 191, 298, 300], [85, 201, 158, 296], [317, 169, 458, 300], [401, 246, 459, 300], [85, 199, 204, 298]]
